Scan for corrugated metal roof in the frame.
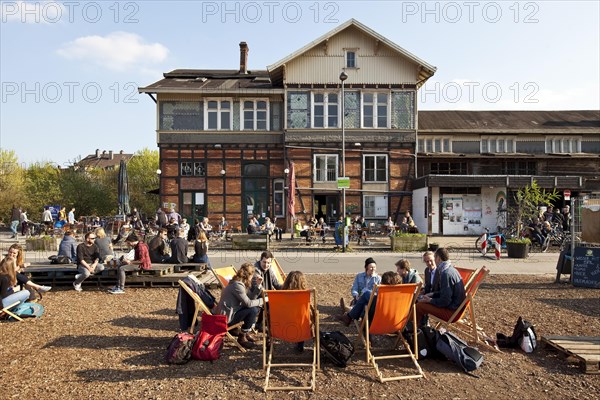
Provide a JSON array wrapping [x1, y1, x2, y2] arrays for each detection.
[[418, 110, 600, 133]]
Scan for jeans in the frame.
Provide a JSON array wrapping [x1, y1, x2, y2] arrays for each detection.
[[10, 220, 19, 236], [230, 306, 260, 331], [74, 263, 105, 285], [2, 289, 31, 308], [348, 290, 376, 321]]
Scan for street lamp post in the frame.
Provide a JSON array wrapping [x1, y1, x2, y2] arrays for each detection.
[[340, 71, 348, 252]]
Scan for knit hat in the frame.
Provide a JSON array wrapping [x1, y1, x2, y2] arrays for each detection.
[[126, 232, 139, 242], [364, 257, 376, 269]]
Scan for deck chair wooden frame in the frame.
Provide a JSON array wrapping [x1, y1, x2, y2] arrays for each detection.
[[455, 267, 476, 286], [429, 266, 498, 352], [178, 279, 245, 352], [358, 283, 424, 383], [211, 265, 238, 290], [271, 258, 286, 286], [0, 301, 23, 322], [262, 289, 320, 392]]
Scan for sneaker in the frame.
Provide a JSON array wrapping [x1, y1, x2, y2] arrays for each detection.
[[38, 286, 52, 293], [73, 282, 82, 292], [107, 285, 119, 292], [108, 288, 125, 295]]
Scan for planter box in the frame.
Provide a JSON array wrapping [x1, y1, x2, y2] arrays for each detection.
[[26, 237, 59, 251], [391, 235, 428, 252], [507, 242, 529, 258], [232, 234, 269, 250]]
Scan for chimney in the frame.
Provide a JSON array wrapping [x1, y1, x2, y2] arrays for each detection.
[[95, 149, 100, 158], [239, 42, 249, 74], [109, 150, 114, 160]]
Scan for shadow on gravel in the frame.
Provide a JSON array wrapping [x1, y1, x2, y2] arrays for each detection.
[[537, 298, 600, 317], [110, 315, 177, 331], [44, 335, 167, 350]]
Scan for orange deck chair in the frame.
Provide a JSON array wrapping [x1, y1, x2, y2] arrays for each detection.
[[178, 278, 245, 352], [211, 265, 238, 290], [359, 283, 424, 383], [429, 266, 498, 352], [262, 289, 320, 392]]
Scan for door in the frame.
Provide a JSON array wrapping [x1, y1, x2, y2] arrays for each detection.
[[242, 162, 269, 229], [181, 191, 206, 225]]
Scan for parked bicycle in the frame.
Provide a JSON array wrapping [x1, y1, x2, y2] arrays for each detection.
[[475, 227, 507, 254]]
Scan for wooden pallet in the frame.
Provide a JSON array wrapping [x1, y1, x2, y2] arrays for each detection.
[[542, 335, 600, 374], [173, 263, 207, 273]]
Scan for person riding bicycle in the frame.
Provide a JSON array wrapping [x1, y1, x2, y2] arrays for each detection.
[[526, 218, 545, 246]]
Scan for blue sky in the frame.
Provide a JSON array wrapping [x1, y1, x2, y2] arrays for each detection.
[[1, 0, 599, 166]]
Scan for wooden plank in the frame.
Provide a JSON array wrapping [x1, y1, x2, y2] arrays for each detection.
[[543, 335, 600, 342], [542, 336, 600, 374]]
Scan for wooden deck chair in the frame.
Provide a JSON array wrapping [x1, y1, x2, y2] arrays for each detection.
[[271, 258, 286, 286], [178, 279, 245, 352], [262, 289, 320, 392], [455, 267, 476, 286], [358, 283, 424, 383], [429, 266, 498, 352], [0, 301, 23, 322], [211, 265, 238, 290]]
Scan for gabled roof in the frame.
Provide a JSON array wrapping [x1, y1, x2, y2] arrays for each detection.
[[418, 110, 600, 134], [76, 150, 133, 170], [267, 18, 436, 85]]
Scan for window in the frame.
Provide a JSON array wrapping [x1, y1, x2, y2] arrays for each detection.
[[418, 137, 452, 153], [273, 179, 284, 217], [314, 154, 338, 182], [481, 137, 516, 153], [345, 50, 357, 68], [363, 154, 388, 182], [364, 195, 388, 218], [242, 100, 268, 130], [362, 93, 388, 128], [312, 92, 338, 128], [206, 99, 231, 130], [501, 161, 537, 175], [160, 101, 202, 131], [429, 162, 467, 175], [545, 137, 581, 153], [180, 161, 206, 177]]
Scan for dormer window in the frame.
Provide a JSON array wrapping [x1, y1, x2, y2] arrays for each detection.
[[345, 50, 357, 68]]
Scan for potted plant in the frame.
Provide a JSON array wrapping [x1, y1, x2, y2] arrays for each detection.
[[510, 180, 560, 236], [506, 237, 531, 258], [429, 242, 440, 251]]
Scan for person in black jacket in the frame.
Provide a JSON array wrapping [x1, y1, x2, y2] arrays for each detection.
[[169, 228, 188, 264]]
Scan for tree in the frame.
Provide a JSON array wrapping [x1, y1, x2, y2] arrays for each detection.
[[127, 148, 159, 219], [0, 149, 26, 221], [512, 180, 560, 235]]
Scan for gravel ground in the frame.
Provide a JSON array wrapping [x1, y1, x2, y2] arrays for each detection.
[[1, 273, 599, 399]]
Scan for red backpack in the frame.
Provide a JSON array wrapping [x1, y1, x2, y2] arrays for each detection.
[[191, 313, 228, 361], [165, 332, 195, 364]]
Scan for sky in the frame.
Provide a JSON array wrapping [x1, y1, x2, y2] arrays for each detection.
[[1, 0, 599, 166]]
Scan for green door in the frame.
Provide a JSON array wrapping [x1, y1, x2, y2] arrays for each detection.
[[242, 162, 269, 229]]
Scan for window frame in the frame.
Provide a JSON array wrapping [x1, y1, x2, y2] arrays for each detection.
[[545, 136, 581, 154], [345, 49, 358, 69], [313, 154, 338, 183], [180, 161, 206, 177], [363, 154, 388, 183], [363, 195, 388, 218], [418, 137, 453, 153], [241, 99, 270, 131], [361, 92, 389, 129], [204, 98, 233, 130], [480, 136, 516, 153], [311, 92, 339, 128]]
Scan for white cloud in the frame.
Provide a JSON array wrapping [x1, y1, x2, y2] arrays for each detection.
[[57, 32, 169, 72]]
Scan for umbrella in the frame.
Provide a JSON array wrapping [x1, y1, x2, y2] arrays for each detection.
[[117, 159, 131, 216]]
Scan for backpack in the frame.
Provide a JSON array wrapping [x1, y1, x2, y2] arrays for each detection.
[[191, 313, 227, 361], [496, 316, 538, 353], [319, 331, 355, 368], [49, 255, 72, 264], [9, 302, 44, 320], [165, 332, 196, 364], [436, 331, 484, 373], [404, 325, 443, 359]]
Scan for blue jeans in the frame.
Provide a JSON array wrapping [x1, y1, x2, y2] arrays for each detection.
[[348, 290, 377, 321], [230, 306, 260, 331], [74, 264, 105, 285], [2, 289, 31, 308], [11, 220, 19, 236]]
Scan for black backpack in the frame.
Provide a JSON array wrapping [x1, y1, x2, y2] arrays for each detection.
[[319, 331, 354, 368], [403, 325, 444, 359], [436, 331, 484, 373], [496, 316, 538, 353]]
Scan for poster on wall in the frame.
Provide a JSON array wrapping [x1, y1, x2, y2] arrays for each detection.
[[442, 197, 464, 235], [463, 195, 482, 233]]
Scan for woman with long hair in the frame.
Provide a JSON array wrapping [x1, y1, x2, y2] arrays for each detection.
[[191, 231, 211, 268], [0, 258, 30, 309], [282, 271, 312, 352], [94, 227, 114, 263], [216, 263, 264, 349], [5, 244, 51, 298]]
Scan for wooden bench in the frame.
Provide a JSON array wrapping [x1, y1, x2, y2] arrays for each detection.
[[231, 234, 269, 250]]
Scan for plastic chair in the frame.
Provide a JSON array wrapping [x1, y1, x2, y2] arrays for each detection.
[[358, 283, 424, 383], [262, 289, 320, 392]]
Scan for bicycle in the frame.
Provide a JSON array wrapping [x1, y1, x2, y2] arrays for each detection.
[[475, 228, 507, 254]]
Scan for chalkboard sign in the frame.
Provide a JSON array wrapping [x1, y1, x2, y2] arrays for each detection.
[[572, 247, 600, 289]]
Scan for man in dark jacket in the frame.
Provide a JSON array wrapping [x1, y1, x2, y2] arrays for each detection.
[[57, 230, 78, 262], [148, 228, 170, 263], [248, 250, 282, 300], [169, 228, 188, 264], [415, 247, 465, 325]]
